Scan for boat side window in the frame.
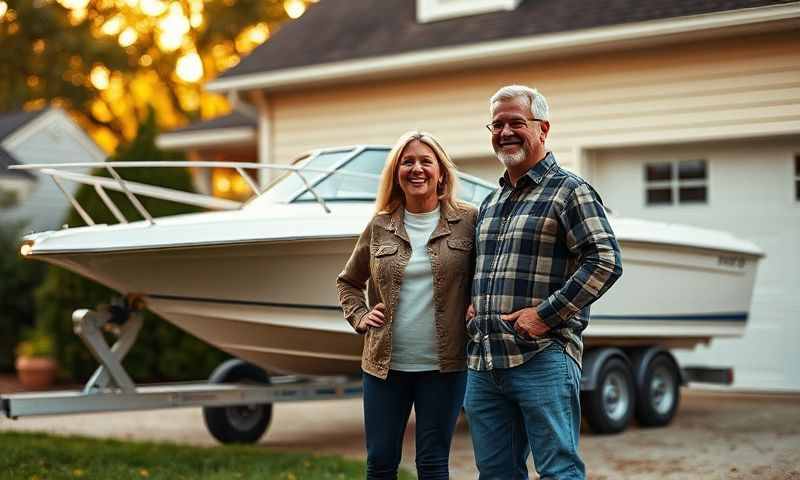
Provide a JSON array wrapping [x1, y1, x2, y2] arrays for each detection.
[[645, 160, 707, 206], [294, 149, 387, 202]]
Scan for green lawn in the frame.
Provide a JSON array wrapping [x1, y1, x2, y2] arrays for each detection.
[[0, 431, 415, 480]]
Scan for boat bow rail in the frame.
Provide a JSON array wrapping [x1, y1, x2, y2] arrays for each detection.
[[7, 146, 383, 226]]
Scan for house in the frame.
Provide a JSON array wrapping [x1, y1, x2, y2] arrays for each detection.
[[157, 0, 800, 391], [0, 108, 107, 232], [0, 147, 36, 211]]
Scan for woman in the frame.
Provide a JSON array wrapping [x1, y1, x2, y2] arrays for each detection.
[[337, 131, 476, 480]]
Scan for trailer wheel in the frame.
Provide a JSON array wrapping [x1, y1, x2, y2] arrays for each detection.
[[583, 357, 634, 434], [634, 352, 680, 427], [202, 359, 272, 444]]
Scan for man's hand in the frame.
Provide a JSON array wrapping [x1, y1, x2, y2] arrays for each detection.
[[358, 303, 386, 332], [501, 307, 549, 338], [466, 304, 476, 323]]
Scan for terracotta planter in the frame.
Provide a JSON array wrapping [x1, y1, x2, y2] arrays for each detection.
[[15, 356, 58, 390]]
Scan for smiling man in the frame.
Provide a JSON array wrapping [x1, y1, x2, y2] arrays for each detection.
[[464, 85, 623, 480]]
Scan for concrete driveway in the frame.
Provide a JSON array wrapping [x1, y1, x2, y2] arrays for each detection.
[[1, 380, 798, 479]]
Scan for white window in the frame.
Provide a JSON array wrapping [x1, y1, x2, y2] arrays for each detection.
[[645, 160, 708, 206], [416, 0, 522, 23]]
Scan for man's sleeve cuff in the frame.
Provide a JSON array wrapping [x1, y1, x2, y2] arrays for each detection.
[[536, 299, 566, 329]]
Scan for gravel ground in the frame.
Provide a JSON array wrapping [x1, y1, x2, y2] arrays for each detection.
[[1, 376, 798, 479]]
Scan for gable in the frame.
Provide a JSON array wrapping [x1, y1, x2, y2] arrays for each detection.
[[1, 108, 106, 163], [0, 109, 48, 142]]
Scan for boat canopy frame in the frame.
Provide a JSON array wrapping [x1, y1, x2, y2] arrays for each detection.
[[8, 146, 383, 226]]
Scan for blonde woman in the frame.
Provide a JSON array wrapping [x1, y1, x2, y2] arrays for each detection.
[[337, 131, 476, 479]]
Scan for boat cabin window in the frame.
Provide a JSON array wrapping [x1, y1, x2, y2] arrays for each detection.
[[247, 147, 496, 208], [645, 160, 707, 206]]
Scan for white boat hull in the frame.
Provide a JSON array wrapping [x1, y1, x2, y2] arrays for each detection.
[[37, 233, 760, 376]]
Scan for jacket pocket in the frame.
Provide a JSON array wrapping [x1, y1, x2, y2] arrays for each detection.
[[375, 244, 398, 257], [447, 238, 473, 252]]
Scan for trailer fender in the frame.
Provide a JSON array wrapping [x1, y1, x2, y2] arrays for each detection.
[[580, 347, 629, 391]]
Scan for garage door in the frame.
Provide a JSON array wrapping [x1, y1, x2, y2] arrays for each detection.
[[590, 136, 800, 391]]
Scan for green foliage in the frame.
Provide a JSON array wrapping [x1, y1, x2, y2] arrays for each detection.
[[34, 109, 228, 381], [0, 221, 46, 371], [0, 431, 411, 480], [15, 328, 54, 358], [0, 0, 131, 113]]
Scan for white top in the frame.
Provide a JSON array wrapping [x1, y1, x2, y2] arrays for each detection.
[[390, 206, 441, 371]]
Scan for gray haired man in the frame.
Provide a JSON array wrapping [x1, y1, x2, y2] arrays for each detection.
[[464, 85, 623, 479]]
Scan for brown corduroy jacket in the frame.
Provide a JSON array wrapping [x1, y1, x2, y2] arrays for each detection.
[[336, 202, 477, 379]]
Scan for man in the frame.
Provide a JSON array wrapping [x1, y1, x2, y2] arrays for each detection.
[[464, 85, 623, 480]]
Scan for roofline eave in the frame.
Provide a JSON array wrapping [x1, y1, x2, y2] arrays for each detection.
[[206, 3, 800, 93], [156, 127, 257, 150]]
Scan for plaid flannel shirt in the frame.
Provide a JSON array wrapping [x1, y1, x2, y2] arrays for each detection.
[[468, 152, 622, 370]]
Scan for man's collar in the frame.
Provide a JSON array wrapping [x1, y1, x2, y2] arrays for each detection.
[[499, 152, 557, 187]]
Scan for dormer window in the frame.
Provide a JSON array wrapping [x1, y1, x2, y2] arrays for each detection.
[[416, 0, 522, 23]]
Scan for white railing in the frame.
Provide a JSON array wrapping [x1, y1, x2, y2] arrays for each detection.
[[8, 157, 379, 226]]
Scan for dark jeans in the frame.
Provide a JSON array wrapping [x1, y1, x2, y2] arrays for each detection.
[[362, 369, 467, 480]]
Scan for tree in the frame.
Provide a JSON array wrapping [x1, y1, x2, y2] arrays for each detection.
[[0, 0, 312, 151]]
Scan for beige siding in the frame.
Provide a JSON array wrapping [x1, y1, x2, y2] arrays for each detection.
[[268, 31, 800, 180]]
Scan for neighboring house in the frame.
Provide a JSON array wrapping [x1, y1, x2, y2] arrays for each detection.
[[0, 147, 36, 211], [156, 110, 257, 199], [158, 0, 800, 390], [0, 108, 106, 233]]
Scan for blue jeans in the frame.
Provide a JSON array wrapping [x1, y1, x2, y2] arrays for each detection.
[[463, 344, 585, 480], [362, 369, 467, 480]]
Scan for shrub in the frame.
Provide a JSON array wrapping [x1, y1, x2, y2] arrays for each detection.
[[34, 109, 229, 382], [0, 221, 46, 371]]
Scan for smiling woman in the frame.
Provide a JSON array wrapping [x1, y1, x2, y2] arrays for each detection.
[[337, 131, 476, 480]]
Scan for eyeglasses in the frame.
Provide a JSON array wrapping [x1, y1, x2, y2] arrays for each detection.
[[485, 118, 544, 134]]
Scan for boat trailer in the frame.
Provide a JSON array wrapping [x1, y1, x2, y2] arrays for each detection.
[[1, 305, 362, 443], [1, 304, 735, 440]]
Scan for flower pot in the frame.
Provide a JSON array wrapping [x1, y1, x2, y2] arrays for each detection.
[[15, 356, 58, 390]]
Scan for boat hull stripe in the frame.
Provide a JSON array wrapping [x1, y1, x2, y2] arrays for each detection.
[[592, 313, 748, 322], [147, 294, 747, 322], [147, 294, 342, 311]]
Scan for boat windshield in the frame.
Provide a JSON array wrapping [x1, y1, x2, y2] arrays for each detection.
[[246, 146, 496, 209]]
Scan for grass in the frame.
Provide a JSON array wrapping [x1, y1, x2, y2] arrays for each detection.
[[0, 431, 415, 480]]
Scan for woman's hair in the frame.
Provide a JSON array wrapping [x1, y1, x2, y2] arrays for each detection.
[[374, 130, 461, 214]]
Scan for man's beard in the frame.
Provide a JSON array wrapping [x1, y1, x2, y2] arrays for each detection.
[[496, 145, 527, 167]]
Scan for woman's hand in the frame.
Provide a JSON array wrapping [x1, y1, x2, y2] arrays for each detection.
[[466, 303, 475, 323], [358, 303, 386, 332]]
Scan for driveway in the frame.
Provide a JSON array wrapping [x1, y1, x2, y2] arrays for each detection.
[[1, 378, 798, 479]]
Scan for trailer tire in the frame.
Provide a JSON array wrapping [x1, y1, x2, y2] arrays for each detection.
[[582, 357, 634, 434], [634, 352, 680, 427], [203, 359, 272, 444]]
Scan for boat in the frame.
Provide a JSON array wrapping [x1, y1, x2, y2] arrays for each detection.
[[12, 145, 764, 377]]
